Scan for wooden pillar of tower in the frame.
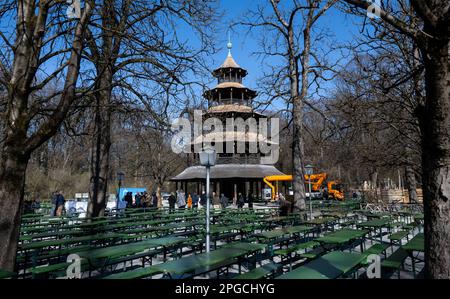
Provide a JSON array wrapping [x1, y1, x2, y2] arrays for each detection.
[[233, 183, 237, 205], [216, 181, 220, 197]]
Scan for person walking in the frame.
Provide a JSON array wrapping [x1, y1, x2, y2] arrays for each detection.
[[220, 193, 228, 209], [51, 191, 58, 216], [200, 191, 207, 207], [192, 192, 199, 209], [237, 193, 245, 209], [177, 189, 186, 209]]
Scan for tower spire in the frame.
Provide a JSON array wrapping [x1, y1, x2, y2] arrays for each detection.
[[227, 31, 232, 57]]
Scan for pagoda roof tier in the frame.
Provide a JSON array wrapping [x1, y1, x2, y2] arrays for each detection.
[[189, 131, 278, 145], [171, 164, 285, 181], [203, 83, 257, 100], [212, 54, 248, 77], [206, 104, 264, 116]]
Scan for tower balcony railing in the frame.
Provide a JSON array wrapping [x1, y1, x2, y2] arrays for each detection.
[[218, 77, 242, 84], [208, 99, 252, 107], [194, 155, 260, 165]]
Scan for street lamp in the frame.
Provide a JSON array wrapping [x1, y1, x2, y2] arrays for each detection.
[[305, 164, 314, 220], [199, 146, 216, 253], [116, 171, 125, 216]]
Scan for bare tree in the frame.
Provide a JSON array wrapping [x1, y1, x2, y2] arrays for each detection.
[[0, 0, 94, 271], [342, 0, 450, 278], [240, 0, 337, 210], [84, 0, 218, 217]]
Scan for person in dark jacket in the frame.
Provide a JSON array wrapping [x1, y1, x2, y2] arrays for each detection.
[[200, 191, 207, 206], [55, 191, 66, 216], [168, 192, 176, 212], [322, 187, 329, 201], [220, 193, 228, 209], [135, 192, 142, 207], [279, 193, 290, 216], [247, 193, 254, 209], [152, 192, 158, 208], [192, 192, 199, 209], [237, 193, 245, 208], [124, 192, 133, 208]]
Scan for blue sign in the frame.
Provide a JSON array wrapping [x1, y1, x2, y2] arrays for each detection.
[[117, 187, 147, 201]]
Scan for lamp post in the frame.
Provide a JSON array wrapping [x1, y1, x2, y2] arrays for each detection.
[[305, 164, 314, 220], [199, 147, 216, 253], [116, 171, 125, 216]]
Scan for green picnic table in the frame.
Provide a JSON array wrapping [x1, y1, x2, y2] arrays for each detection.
[[221, 242, 267, 253], [357, 218, 391, 243], [276, 251, 366, 279], [151, 247, 249, 278], [257, 225, 311, 240], [75, 237, 185, 272], [0, 269, 15, 279], [20, 232, 125, 251], [152, 242, 265, 276], [402, 233, 424, 277], [315, 229, 368, 251]]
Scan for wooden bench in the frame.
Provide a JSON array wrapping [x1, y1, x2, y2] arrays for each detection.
[[381, 248, 408, 278], [101, 266, 162, 279], [232, 262, 281, 279], [360, 243, 390, 265], [388, 230, 409, 250]]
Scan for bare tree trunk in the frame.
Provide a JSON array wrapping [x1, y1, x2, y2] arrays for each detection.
[[157, 184, 163, 208], [419, 42, 450, 279], [0, 144, 29, 271], [291, 26, 307, 210], [87, 1, 116, 218], [87, 84, 112, 217]]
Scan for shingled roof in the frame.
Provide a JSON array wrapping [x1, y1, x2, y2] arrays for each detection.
[[171, 164, 285, 181]]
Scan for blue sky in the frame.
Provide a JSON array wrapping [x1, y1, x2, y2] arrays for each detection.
[[207, 0, 364, 96], [0, 0, 369, 114]]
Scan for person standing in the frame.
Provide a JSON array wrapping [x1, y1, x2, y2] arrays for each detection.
[[213, 192, 220, 207], [51, 191, 58, 216], [55, 191, 66, 216], [322, 187, 329, 201], [168, 192, 176, 212], [247, 193, 254, 210], [279, 193, 290, 216], [177, 189, 186, 209], [187, 193, 193, 209], [124, 192, 133, 208], [135, 192, 142, 207], [152, 192, 158, 208], [141, 191, 150, 208]]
